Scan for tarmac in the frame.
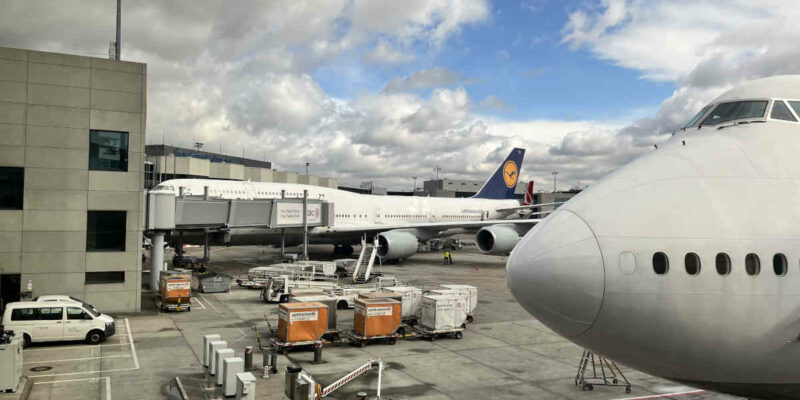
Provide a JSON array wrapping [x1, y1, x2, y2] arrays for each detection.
[[1, 239, 744, 400]]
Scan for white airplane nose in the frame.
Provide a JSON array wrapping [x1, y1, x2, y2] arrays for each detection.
[[507, 210, 605, 338]]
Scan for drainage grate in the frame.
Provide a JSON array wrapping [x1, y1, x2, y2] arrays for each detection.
[[29, 366, 52, 372]]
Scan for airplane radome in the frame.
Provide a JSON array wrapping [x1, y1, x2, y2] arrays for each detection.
[[507, 75, 800, 400]]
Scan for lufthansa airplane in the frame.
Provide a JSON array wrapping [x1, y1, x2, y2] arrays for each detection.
[[507, 76, 800, 399], [151, 148, 544, 260]]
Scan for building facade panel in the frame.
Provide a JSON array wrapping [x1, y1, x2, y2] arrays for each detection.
[[89, 109, 141, 132], [0, 47, 27, 61], [0, 232, 22, 254], [21, 272, 85, 295], [27, 83, 90, 108], [0, 80, 27, 103], [90, 69, 143, 93], [0, 253, 21, 274], [27, 104, 89, 129], [0, 145, 24, 166], [28, 51, 90, 68], [21, 252, 86, 273], [0, 124, 24, 146], [27, 62, 90, 88], [88, 191, 140, 211], [0, 101, 26, 124], [25, 168, 88, 190], [0, 59, 27, 82], [24, 189, 87, 211], [85, 251, 137, 271], [24, 146, 88, 169], [25, 125, 88, 149], [22, 210, 86, 232], [0, 211, 23, 231], [90, 88, 142, 113]]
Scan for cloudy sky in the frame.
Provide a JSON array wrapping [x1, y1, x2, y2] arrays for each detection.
[[2, 0, 799, 190]]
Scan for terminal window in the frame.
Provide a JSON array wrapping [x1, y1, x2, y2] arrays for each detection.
[[85, 271, 125, 284], [0, 167, 23, 209], [89, 130, 129, 171], [87, 211, 127, 251]]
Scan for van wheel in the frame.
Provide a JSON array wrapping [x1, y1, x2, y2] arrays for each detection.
[[22, 334, 31, 348], [86, 330, 105, 345]]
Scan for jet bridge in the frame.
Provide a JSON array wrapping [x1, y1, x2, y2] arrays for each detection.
[[145, 189, 334, 290]]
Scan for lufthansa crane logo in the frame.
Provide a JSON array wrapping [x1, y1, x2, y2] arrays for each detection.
[[502, 161, 518, 188]]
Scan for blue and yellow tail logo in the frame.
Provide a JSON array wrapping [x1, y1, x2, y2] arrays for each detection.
[[502, 161, 518, 188]]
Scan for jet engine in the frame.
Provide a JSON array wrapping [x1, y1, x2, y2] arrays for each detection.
[[476, 225, 520, 254], [376, 231, 418, 260]]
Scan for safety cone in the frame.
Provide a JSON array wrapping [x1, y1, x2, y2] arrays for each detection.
[[475, 265, 479, 271]]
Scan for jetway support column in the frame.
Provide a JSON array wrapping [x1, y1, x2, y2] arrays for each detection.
[[303, 190, 308, 260], [150, 232, 165, 291], [281, 190, 286, 258]]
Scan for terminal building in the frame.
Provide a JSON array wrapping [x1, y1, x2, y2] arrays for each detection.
[[0, 46, 146, 312], [144, 144, 338, 189]]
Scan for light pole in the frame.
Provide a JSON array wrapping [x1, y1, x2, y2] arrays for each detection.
[[551, 171, 559, 193], [305, 162, 310, 176], [433, 167, 442, 181], [412, 176, 417, 192], [194, 141, 204, 155]]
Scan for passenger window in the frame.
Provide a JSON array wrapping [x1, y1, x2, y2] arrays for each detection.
[[715, 253, 731, 276], [770, 101, 796, 121], [38, 307, 64, 320], [685, 253, 701, 275], [701, 101, 768, 126], [67, 307, 91, 320], [11, 308, 35, 321], [773, 253, 788, 276], [652, 252, 669, 275], [745, 253, 760, 276]]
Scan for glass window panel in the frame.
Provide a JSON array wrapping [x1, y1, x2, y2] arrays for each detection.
[[11, 308, 35, 321], [770, 100, 796, 121], [89, 130, 129, 171], [788, 101, 800, 118], [87, 211, 126, 251], [682, 105, 713, 128], [38, 307, 63, 320], [67, 307, 91, 320], [701, 101, 768, 126], [0, 167, 23, 210]]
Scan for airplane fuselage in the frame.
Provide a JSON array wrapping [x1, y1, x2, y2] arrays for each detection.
[[507, 77, 800, 399]]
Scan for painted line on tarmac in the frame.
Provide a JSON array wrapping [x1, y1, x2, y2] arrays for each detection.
[[192, 297, 208, 309], [610, 389, 705, 400], [25, 354, 131, 364], [126, 318, 140, 370], [24, 342, 130, 352], [32, 376, 112, 400], [197, 294, 217, 311]]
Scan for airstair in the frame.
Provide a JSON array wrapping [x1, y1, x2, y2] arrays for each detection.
[[575, 349, 631, 393], [353, 236, 379, 284]]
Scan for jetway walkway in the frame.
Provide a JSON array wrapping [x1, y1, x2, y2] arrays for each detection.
[[144, 189, 335, 290]]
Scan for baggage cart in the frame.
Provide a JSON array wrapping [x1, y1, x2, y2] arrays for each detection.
[[198, 273, 233, 293], [159, 274, 191, 312], [412, 325, 464, 341], [270, 338, 325, 355], [345, 330, 398, 347]]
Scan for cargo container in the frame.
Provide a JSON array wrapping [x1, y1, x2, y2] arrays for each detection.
[[290, 295, 338, 335], [382, 287, 423, 319], [429, 288, 476, 322], [437, 285, 478, 313], [419, 295, 467, 331], [277, 302, 328, 343], [197, 273, 233, 293], [354, 299, 401, 338], [358, 291, 403, 303], [159, 274, 191, 312]]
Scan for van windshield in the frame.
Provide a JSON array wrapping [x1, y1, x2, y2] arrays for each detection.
[[700, 100, 768, 126], [82, 302, 101, 317]]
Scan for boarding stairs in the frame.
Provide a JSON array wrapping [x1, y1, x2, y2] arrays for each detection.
[[575, 349, 631, 393], [353, 237, 379, 284]]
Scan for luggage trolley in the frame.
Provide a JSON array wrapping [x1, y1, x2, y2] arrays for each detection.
[[575, 349, 631, 393]]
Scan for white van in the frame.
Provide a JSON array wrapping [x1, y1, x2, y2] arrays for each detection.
[[2, 300, 116, 347]]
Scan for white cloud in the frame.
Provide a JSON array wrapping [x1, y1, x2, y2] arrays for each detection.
[[382, 67, 462, 93], [362, 38, 415, 64]]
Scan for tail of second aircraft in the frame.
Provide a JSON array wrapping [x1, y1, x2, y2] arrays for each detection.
[[472, 148, 525, 200], [523, 181, 534, 205]]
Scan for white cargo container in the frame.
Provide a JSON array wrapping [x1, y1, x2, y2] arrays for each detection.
[[431, 284, 478, 313], [420, 295, 467, 331], [385, 286, 423, 318]]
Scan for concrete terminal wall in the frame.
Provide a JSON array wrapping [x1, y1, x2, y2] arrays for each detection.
[[0, 47, 145, 312]]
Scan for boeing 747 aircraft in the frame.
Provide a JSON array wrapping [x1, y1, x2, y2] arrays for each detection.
[[507, 76, 800, 399], [151, 148, 544, 260]]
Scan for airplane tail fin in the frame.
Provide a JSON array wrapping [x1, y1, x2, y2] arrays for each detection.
[[472, 148, 525, 200], [522, 181, 534, 205]]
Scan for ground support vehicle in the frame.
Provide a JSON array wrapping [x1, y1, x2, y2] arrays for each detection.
[[344, 330, 398, 347], [270, 337, 325, 355], [411, 325, 464, 341]]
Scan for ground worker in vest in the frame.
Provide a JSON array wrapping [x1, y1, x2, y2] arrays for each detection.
[[443, 251, 450, 265]]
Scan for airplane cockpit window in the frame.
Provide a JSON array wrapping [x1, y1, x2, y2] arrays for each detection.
[[788, 101, 800, 118], [700, 100, 768, 126], [770, 100, 796, 122], [681, 105, 712, 128]]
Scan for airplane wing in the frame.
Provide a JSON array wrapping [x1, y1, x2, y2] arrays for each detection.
[[312, 218, 542, 234], [495, 202, 564, 213]]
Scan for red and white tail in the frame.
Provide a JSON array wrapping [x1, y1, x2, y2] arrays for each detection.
[[523, 181, 534, 205]]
